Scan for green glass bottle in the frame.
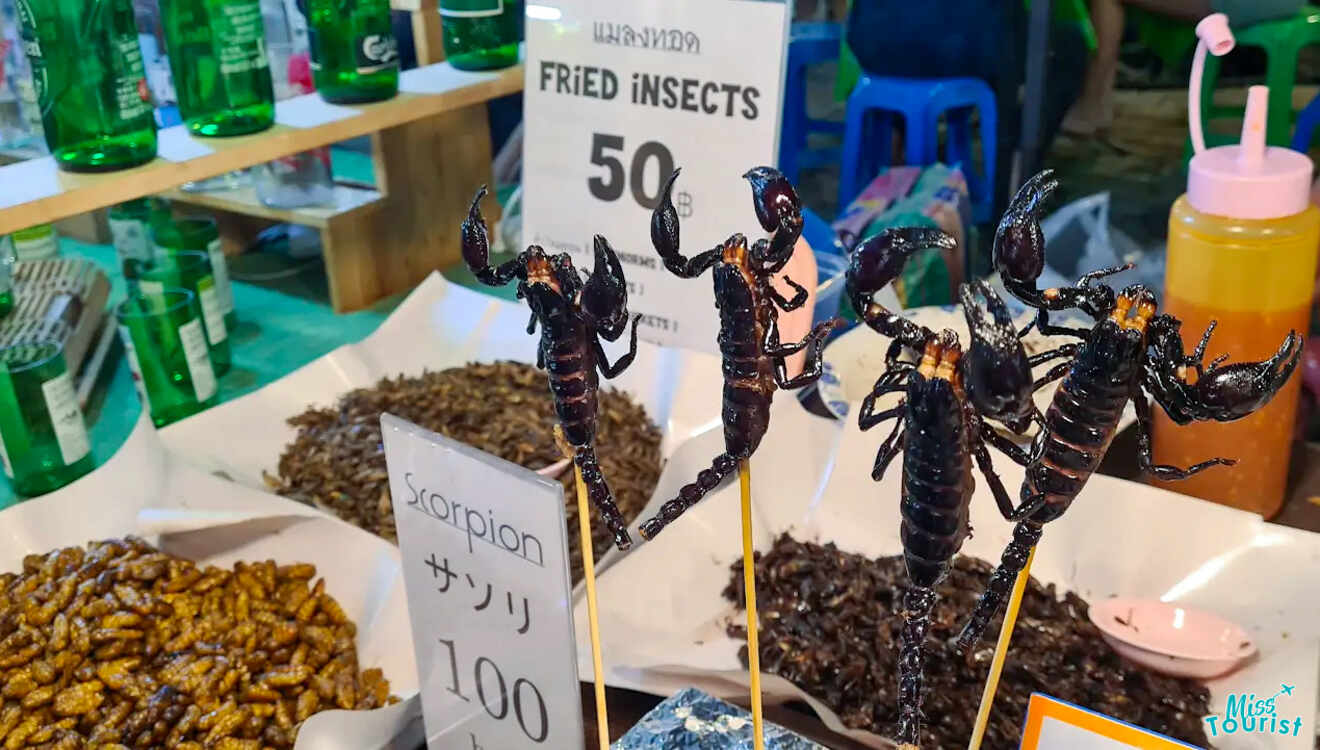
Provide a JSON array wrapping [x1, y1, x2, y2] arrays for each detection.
[[306, 0, 399, 103], [14, 0, 157, 172], [0, 237, 14, 320], [109, 198, 158, 277], [439, 0, 520, 71], [10, 224, 58, 261], [160, 0, 276, 137]]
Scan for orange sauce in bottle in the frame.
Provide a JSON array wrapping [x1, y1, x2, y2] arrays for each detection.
[[1152, 196, 1318, 517]]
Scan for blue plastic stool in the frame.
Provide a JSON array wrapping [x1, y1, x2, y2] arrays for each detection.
[[779, 22, 846, 185], [1292, 91, 1320, 153], [838, 75, 997, 224]]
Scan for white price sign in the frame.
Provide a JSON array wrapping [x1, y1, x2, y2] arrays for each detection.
[[524, 0, 790, 352], [382, 414, 584, 750]]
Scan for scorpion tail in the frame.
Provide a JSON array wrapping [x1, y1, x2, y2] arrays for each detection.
[[574, 444, 634, 551], [897, 585, 937, 747], [637, 453, 740, 540], [953, 521, 1043, 655]]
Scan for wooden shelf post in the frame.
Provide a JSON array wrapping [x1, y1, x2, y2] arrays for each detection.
[[322, 103, 501, 311]]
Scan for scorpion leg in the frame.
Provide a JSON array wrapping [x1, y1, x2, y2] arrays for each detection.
[[536, 346, 545, 370], [972, 438, 1019, 521], [1033, 359, 1073, 392], [762, 304, 839, 358], [1020, 308, 1094, 340], [526, 311, 537, 335], [1132, 386, 1235, 480], [638, 453, 741, 540], [870, 420, 904, 482], [896, 585, 936, 747], [768, 276, 808, 312], [574, 444, 634, 550], [858, 372, 909, 430], [976, 419, 1049, 520], [1188, 321, 1217, 374], [978, 418, 1044, 467], [462, 187, 528, 287], [652, 170, 722, 278], [860, 403, 904, 432], [884, 338, 909, 370], [1027, 343, 1078, 367], [772, 320, 842, 389], [1019, 263, 1131, 339], [594, 315, 642, 379], [953, 521, 1044, 655]]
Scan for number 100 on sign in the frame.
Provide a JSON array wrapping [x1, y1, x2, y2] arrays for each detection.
[[435, 638, 548, 746]]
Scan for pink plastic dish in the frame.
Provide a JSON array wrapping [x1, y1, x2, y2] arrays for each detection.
[[535, 457, 572, 479], [1089, 598, 1256, 680]]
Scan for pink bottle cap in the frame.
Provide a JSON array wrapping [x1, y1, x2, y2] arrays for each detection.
[[1187, 17, 1314, 220]]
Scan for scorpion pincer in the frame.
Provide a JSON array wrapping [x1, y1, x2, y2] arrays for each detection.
[[954, 171, 1303, 653], [637, 167, 843, 540], [847, 228, 1036, 746], [462, 187, 643, 550]]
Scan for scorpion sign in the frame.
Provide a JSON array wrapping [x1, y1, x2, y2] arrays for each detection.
[[955, 171, 1303, 653], [462, 188, 643, 550], [637, 167, 844, 540], [846, 227, 1038, 747]]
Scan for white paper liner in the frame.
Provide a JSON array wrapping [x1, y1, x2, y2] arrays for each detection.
[[575, 395, 1320, 749], [158, 272, 728, 578], [0, 414, 420, 750]]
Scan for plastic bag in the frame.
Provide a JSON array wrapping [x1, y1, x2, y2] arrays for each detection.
[[1036, 191, 1165, 297]]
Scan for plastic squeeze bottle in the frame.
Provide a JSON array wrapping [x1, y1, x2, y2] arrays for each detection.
[[1152, 14, 1318, 516]]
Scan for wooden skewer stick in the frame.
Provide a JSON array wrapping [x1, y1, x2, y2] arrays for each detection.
[[739, 459, 766, 750], [558, 428, 610, 750], [966, 545, 1039, 750]]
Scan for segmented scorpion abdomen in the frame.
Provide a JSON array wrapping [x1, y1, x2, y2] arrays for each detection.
[[1025, 323, 1141, 523], [900, 373, 974, 589], [543, 324, 599, 448], [714, 264, 773, 458]]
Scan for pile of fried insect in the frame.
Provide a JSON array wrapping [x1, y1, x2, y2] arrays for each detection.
[[462, 167, 1299, 749]]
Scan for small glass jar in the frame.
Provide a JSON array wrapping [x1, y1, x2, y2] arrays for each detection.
[[10, 224, 59, 261], [116, 288, 219, 427], [151, 218, 236, 332], [132, 251, 231, 375], [0, 340, 94, 496], [109, 197, 165, 277], [439, 0, 521, 71]]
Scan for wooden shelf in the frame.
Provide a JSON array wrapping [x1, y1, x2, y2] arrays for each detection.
[[162, 183, 383, 230], [0, 61, 522, 236]]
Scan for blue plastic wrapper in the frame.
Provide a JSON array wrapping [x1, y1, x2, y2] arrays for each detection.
[[612, 688, 827, 750]]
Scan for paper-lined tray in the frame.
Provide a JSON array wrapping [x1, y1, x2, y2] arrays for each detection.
[[159, 272, 732, 570], [574, 393, 1320, 749], [0, 414, 421, 749], [162, 272, 724, 475]]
